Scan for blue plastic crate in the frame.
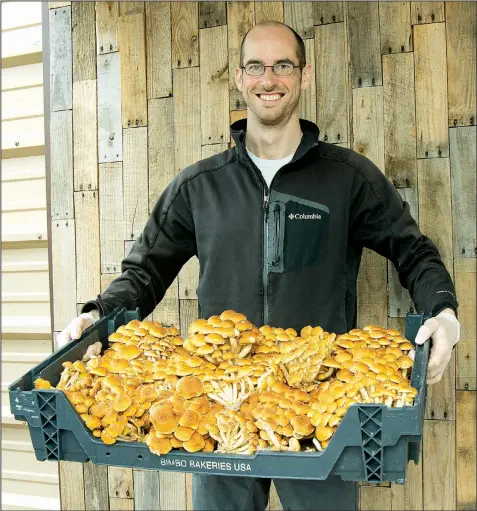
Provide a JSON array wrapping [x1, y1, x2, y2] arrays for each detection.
[[9, 309, 430, 483]]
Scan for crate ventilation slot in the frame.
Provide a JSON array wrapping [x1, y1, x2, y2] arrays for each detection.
[[38, 393, 60, 461], [358, 406, 384, 483]]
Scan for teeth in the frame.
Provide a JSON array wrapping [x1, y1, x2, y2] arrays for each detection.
[[260, 94, 282, 101]]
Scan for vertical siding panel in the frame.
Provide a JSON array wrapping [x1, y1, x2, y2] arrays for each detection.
[[200, 25, 229, 144], [227, 1, 254, 111], [96, 1, 119, 54], [359, 486, 392, 510], [73, 79, 98, 190], [99, 162, 124, 273], [108, 466, 134, 498], [254, 1, 284, 23], [414, 23, 448, 158], [133, 470, 160, 511], [171, 2, 199, 68], [312, 2, 344, 25], [446, 2, 476, 127], [118, 13, 148, 127], [379, 1, 412, 54], [119, 2, 144, 16], [83, 462, 109, 510], [59, 461, 85, 510], [315, 23, 348, 143], [449, 127, 476, 258], [74, 190, 101, 303], [347, 2, 382, 88], [456, 391, 477, 510], [146, 2, 173, 99], [411, 2, 445, 25], [199, 1, 226, 28], [50, 6, 72, 111], [72, 1, 96, 82], [298, 38, 316, 124], [283, 2, 314, 39], [123, 127, 149, 241]]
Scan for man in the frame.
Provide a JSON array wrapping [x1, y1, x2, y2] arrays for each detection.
[[58, 21, 460, 511]]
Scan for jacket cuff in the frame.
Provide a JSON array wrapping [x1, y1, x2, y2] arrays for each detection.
[[80, 295, 107, 317], [431, 303, 458, 319]]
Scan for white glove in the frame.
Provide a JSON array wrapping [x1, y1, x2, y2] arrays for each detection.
[[56, 309, 101, 350], [409, 309, 460, 384]]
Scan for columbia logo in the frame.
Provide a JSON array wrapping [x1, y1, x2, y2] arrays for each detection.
[[288, 213, 321, 220]]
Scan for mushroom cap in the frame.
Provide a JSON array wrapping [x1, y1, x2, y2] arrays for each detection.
[[174, 426, 195, 442], [290, 416, 314, 436], [146, 432, 173, 455], [315, 425, 334, 441], [34, 378, 52, 390], [113, 393, 132, 412], [176, 376, 203, 399], [183, 431, 205, 453], [179, 410, 201, 429], [149, 404, 178, 435]]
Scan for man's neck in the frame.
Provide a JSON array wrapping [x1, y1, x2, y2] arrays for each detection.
[[245, 114, 303, 159]]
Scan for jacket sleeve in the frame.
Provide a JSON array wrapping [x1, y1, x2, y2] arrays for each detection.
[[348, 157, 458, 317], [81, 175, 196, 319]]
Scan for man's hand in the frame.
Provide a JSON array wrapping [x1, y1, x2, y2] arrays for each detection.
[[56, 309, 101, 350], [409, 308, 460, 384]]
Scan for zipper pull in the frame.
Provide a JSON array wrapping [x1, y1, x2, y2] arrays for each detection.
[[263, 193, 269, 212]]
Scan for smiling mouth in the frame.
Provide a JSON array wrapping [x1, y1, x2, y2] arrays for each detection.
[[256, 93, 285, 102]]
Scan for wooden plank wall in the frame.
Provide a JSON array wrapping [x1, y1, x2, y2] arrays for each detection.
[[47, 2, 476, 510]]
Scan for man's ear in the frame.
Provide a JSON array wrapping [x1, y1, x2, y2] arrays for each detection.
[[301, 63, 313, 92], [235, 67, 243, 92]]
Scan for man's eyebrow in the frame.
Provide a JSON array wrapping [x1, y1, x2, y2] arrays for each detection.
[[244, 58, 295, 65]]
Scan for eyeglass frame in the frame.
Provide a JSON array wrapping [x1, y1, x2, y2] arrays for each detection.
[[240, 60, 305, 77]]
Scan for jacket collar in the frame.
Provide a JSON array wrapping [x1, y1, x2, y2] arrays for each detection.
[[230, 118, 320, 164]]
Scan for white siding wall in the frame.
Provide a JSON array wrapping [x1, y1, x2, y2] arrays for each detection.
[[1, 2, 60, 509]]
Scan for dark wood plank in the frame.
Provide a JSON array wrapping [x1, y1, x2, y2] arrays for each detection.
[[84, 462, 109, 510], [284, 1, 314, 39], [72, 1, 96, 81], [379, 1, 412, 54], [411, 2, 445, 24], [133, 470, 160, 511], [312, 1, 344, 25], [199, 1, 226, 28]]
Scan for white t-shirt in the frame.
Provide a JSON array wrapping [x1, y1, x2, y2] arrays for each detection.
[[246, 147, 294, 189]]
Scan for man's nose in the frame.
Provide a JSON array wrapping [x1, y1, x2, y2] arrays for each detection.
[[259, 67, 278, 87]]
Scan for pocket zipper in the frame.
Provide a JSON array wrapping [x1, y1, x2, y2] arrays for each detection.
[[272, 204, 281, 266]]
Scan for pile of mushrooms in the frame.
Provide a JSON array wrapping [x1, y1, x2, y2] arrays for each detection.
[[34, 311, 417, 455]]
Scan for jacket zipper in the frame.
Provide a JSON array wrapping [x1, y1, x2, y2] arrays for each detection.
[[272, 204, 281, 267], [263, 189, 270, 324]]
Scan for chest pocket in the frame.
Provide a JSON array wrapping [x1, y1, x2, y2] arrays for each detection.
[[269, 192, 330, 274]]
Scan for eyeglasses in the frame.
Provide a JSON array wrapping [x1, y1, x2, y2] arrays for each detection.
[[241, 62, 304, 76]]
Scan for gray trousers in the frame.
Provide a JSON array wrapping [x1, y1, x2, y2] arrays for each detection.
[[192, 474, 358, 511]]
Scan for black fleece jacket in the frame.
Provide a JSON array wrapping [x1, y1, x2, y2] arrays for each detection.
[[82, 119, 458, 333]]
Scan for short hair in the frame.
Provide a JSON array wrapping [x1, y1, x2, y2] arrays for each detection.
[[239, 21, 306, 67]]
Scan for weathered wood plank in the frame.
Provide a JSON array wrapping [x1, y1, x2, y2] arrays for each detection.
[[99, 162, 124, 273], [119, 2, 144, 16], [83, 462, 109, 510], [352, 86, 384, 170], [298, 38, 316, 124], [133, 469, 160, 511], [456, 391, 477, 510], [145, 1, 172, 99], [109, 498, 134, 510], [159, 471, 187, 511], [255, 1, 284, 23], [383, 52, 417, 188], [50, 6, 72, 111], [359, 486, 392, 510], [388, 187, 418, 317], [52, 219, 76, 330], [59, 461, 85, 510], [423, 420, 456, 510], [180, 298, 199, 337], [74, 190, 101, 303], [457, 341, 476, 391], [185, 472, 193, 510], [73, 80, 98, 191], [98, 52, 122, 163], [312, 1, 344, 25], [315, 22, 348, 143], [414, 22, 448, 158], [390, 441, 423, 509], [347, 2, 382, 88], [108, 466, 134, 498], [200, 25, 229, 145], [379, 1, 412, 54], [202, 143, 229, 159], [49, 1, 71, 7], [101, 272, 121, 293], [148, 97, 175, 212], [283, 1, 314, 39], [152, 278, 180, 327], [118, 14, 148, 127], [123, 127, 149, 241], [450, 126, 476, 258], [417, 158, 453, 273], [357, 249, 388, 328], [199, 1, 226, 28], [96, 1, 119, 54], [446, 1, 476, 127], [171, 2, 199, 68], [227, 1, 254, 111], [411, 2, 445, 25], [425, 347, 455, 421], [72, 1, 96, 81], [268, 482, 283, 510], [50, 110, 73, 219]]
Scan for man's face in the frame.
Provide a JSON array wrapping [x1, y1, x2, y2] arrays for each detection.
[[235, 26, 312, 126]]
